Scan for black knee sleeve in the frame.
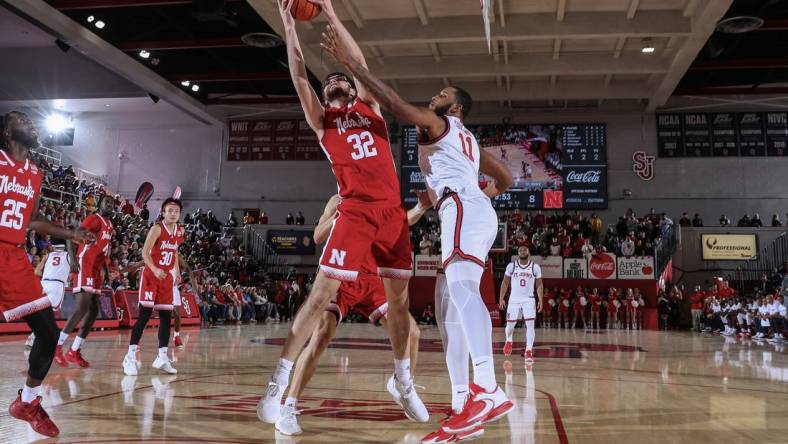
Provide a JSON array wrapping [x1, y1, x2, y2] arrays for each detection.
[[130, 306, 153, 346], [24, 308, 59, 381], [158, 310, 172, 348]]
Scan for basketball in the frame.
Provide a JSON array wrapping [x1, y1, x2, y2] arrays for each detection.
[[290, 0, 321, 21]]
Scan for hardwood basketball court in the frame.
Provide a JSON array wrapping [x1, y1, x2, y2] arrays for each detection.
[[1, 324, 786, 443]]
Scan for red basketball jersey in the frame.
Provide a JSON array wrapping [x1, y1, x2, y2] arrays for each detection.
[[321, 99, 400, 207], [0, 150, 42, 245], [149, 222, 183, 272], [77, 213, 114, 260]]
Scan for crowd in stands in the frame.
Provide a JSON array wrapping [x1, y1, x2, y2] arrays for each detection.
[[677, 212, 787, 227]]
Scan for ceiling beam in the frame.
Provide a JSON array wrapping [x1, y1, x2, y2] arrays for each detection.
[[498, 0, 506, 27], [613, 36, 626, 58], [557, 0, 566, 21], [367, 44, 385, 65], [502, 40, 509, 65], [429, 42, 441, 63], [626, 0, 640, 19], [341, 0, 364, 28], [299, 11, 692, 46], [553, 39, 562, 60], [682, 0, 699, 17], [52, 0, 243, 10], [412, 0, 428, 25], [166, 72, 291, 82], [118, 37, 245, 51], [355, 53, 668, 80]]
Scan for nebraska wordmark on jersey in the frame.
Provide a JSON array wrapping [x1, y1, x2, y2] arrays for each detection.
[[505, 261, 542, 303], [418, 116, 486, 204]]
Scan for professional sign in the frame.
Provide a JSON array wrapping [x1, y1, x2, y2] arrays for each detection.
[[532, 255, 563, 279], [588, 253, 617, 279], [414, 255, 442, 277], [617, 256, 655, 280], [267, 230, 317, 255], [563, 258, 588, 279], [701, 234, 757, 261]]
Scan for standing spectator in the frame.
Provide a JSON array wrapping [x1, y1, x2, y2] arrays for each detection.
[[419, 235, 433, 255], [243, 212, 256, 225], [751, 213, 763, 227], [226, 212, 239, 229], [259, 212, 269, 224], [737, 214, 750, 227], [590, 213, 603, 244], [139, 204, 150, 222], [692, 213, 703, 227], [621, 235, 636, 257], [772, 213, 782, 227], [285, 213, 294, 225], [678, 213, 691, 227], [549, 238, 561, 256], [295, 211, 305, 225], [121, 199, 135, 216], [657, 291, 670, 330], [719, 214, 730, 227]]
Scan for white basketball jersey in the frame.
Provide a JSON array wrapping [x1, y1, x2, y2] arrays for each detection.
[[42, 251, 71, 283], [418, 116, 487, 204], [505, 261, 542, 303]]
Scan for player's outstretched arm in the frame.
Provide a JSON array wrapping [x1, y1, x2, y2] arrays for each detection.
[[320, 24, 445, 138], [279, 0, 324, 135], [313, 194, 340, 245], [479, 149, 514, 198], [311, 0, 380, 114], [407, 190, 431, 226], [29, 199, 95, 244]]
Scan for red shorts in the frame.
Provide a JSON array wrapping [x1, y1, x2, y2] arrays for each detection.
[[319, 203, 412, 282], [0, 243, 47, 322], [73, 253, 104, 293], [327, 275, 388, 325], [139, 267, 175, 310]]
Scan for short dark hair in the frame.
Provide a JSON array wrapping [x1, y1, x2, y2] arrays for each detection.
[[161, 198, 183, 211], [450, 86, 473, 119]]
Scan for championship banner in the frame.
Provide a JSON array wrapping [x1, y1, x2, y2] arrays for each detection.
[[701, 234, 757, 260], [533, 255, 562, 279], [588, 252, 616, 279], [266, 230, 316, 255], [563, 258, 588, 279], [617, 256, 655, 280], [414, 255, 441, 277]]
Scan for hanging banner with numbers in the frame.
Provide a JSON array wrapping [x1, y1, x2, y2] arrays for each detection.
[[227, 119, 325, 161]]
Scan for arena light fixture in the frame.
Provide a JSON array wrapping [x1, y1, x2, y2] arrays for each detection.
[[181, 80, 191, 87], [191, 84, 200, 92], [95, 20, 105, 29], [139, 50, 150, 59], [641, 46, 656, 54], [45, 114, 71, 134], [87, 15, 95, 23], [53, 99, 65, 109]]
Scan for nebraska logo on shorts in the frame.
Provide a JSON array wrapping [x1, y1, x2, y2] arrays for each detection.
[[144, 291, 154, 301], [329, 249, 347, 266]]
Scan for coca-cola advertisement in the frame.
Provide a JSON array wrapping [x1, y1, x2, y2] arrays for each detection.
[[588, 253, 616, 279], [562, 166, 608, 209]]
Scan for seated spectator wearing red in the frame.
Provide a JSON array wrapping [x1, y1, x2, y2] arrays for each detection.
[[258, 212, 269, 224], [121, 199, 135, 216]]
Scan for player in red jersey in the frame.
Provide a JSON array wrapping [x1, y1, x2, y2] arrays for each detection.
[[54, 194, 116, 368], [122, 198, 184, 376], [1, 111, 95, 437], [275, 193, 429, 435], [259, 0, 427, 427]]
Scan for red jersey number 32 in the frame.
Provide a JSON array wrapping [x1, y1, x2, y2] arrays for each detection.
[[348, 131, 378, 160]]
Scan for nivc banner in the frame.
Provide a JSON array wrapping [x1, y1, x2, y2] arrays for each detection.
[[563, 258, 588, 279], [617, 256, 655, 280], [588, 252, 617, 279], [533, 255, 563, 279], [414, 255, 442, 277]]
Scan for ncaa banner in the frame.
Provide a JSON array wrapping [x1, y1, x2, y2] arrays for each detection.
[[563, 258, 588, 279], [533, 255, 562, 279], [588, 252, 617, 279], [617, 256, 655, 280], [414, 255, 442, 277]]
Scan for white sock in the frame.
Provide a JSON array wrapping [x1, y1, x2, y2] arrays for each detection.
[[128, 345, 138, 356], [174, 332, 180, 338], [71, 336, 84, 351], [505, 321, 515, 342], [58, 331, 68, 346], [394, 359, 412, 383], [273, 358, 294, 386], [21, 385, 38, 403], [284, 396, 298, 408], [525, 320, 535, 351], [445, 261, 496, 392], [158, 347, 169, 359], [451, 385, 468, 414]]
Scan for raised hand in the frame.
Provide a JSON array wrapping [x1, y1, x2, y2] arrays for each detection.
[[320, 24, 354, 66]]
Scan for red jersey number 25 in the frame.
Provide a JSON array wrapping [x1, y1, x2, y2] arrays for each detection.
[[0, 199, 26, 230]]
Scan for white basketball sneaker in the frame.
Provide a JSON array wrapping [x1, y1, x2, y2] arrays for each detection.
[[275, 404, 302, 435], [152, 355, 178, 374], [258, 380, 286, 423], [24, 333, 35, 349], [387, 374, 429, 422], [122, 353, 139, 376]]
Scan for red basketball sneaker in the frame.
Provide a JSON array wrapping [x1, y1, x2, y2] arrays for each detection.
[[524, 349, 534, 363], [421, 424, 484, 443], [65, 349, 90, 368], [502, 341, 513, 356], [174, 336, 184, 348], [53, 345, 68, 368], [442, 383, 514, 433], [9, 390, 60, 437]]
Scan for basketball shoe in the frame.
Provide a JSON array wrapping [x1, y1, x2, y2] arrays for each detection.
[[422, 424, 484, 443], [386, 374, 429, 422], [65, 349, 90, 368], [122, 353, 139, 376], [275, 404, 302, 435], [152, 355, 177, 374], [9, 390, 60, 437], [53, 345, 68, 368], [258, 380, 286, 423], [441, 383, 514, 433], [502, 341, 513, 356], [523, 349, 534, 363], [24, 334, 34, 349]]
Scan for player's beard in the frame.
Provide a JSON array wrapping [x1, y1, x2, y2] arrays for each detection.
[[519, 253, 530, 262], [325, 85, 350, 103], [432, 103, 452, 117], [10, 128, 38, 149]]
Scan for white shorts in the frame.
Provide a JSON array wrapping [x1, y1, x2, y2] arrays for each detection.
[[173, 285, 181, 307], [438, 193, 497, 268], [42, 280, 66, 309], [507, 299, 536, 322]]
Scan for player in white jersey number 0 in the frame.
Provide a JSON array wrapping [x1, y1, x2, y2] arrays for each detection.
[[499, 246, 543, 362]]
